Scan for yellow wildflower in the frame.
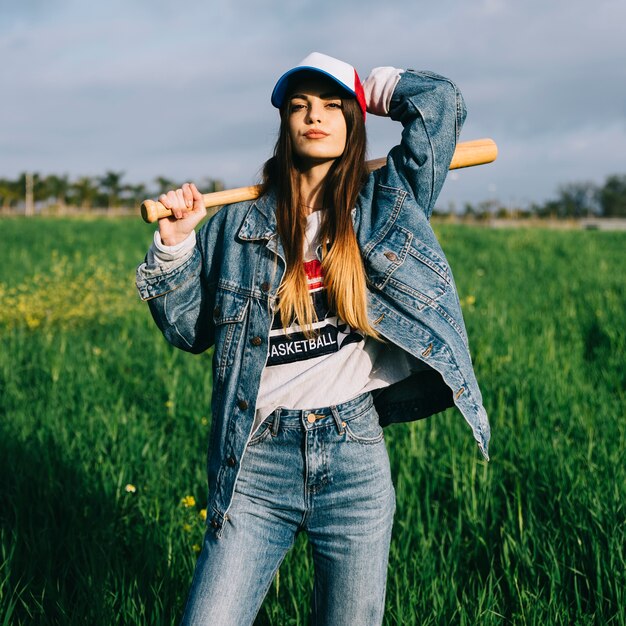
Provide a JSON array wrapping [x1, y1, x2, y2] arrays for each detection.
[[199, 509, 207, 521], [165, 400, 174, 408], [201, 417, 209, 426], [192, 544, 202, 554], [466, 295, 476, 306], [181, 495, 196, 508], [183, 523, 192, 533], [26, 316, 41, 329], [125, 484, 137, 493]]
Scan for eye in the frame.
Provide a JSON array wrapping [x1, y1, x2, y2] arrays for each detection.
[[326, 101, 342, 109], [289, 101, 307, 113]]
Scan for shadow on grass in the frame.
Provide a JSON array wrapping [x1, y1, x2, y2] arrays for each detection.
[[0, 425, 187, 626]]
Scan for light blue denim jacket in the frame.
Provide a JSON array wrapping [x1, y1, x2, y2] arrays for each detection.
[[136, 70, 491, 535]]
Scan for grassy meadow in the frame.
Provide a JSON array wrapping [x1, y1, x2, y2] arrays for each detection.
[[0, 216, 624, 625]]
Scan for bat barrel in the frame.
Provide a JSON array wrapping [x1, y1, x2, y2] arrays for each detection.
[[450, 138, 498, 170]]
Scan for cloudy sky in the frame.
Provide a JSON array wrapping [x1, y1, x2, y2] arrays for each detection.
[[1, 0, 625, 209]]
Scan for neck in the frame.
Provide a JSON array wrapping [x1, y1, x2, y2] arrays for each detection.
[[297, 159, 335, 214]]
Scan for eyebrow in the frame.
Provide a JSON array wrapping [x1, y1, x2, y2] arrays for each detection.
[[289, 92, 343, 101]]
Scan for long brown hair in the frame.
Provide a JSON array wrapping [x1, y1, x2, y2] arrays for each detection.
[[261, 92, 378, 337]]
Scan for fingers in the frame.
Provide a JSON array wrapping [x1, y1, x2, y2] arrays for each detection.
[[158, 189, 183, 219], [190, 184, 206, 212], [182, 184, 194, 209], [159, 183, 203, 220]]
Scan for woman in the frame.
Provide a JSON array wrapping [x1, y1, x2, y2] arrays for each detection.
[[136, 52, 490, 626]]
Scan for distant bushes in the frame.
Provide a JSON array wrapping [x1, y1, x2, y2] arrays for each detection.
[[0, 172, 224, 214], [438, 173, 626, 219], [2, 170, 626, 219]]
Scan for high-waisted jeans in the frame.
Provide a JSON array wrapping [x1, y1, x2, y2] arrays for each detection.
[[179, 392, 396, 626]]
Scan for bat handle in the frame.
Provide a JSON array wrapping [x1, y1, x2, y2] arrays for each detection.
[[141, 199, 167, 223], [141, 185, 263, 224]]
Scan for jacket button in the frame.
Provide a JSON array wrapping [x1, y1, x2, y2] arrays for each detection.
[[251, 336, 262, 346], [384, 251, 398, 262], [261, 281, 270, 292], [237, 399, 248, 410], [211, 519, 220, 529], [227, 455, 236, 467], [213, 305, 221, 318]]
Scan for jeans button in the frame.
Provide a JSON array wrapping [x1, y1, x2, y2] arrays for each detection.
[[250, 336, 262, 346], [227, 456, 236, 467], [237, 399, 248, 410]]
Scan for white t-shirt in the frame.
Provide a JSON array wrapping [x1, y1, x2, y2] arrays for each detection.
[[254, 210, 412, 431]]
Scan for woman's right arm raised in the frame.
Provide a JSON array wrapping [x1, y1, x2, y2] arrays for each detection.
[[362, 67, 467, 220]]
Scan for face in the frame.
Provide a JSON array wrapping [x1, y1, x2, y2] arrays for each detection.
[[286, 75, 348, 167]]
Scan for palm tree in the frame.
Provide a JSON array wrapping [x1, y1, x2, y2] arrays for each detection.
[[98, 171, 125, 210], [199, 177, 224, 193], [122, 182, 147, 209], [154, 176, 178, 196], [70, 176, 99, 210], [43, 174, 70, 211], [0, 178, 21, 213]]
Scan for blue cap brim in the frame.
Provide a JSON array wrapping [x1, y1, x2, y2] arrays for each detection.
[[270, 66, 355, 109]]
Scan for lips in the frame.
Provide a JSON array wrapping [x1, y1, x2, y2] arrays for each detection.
[[304, 129, 329, 138]]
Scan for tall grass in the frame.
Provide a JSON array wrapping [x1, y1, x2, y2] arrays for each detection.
[[0, 217, 624, 625]]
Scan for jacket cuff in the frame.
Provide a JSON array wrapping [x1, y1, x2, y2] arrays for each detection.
[[361, 67, 404, 116], [150, 230, 196, 264], [136, 246, 201, 301]]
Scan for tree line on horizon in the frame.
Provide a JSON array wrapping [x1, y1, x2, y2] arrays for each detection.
[[438, 174, 626, 219], [0, 171, 224, 214], [1, 170, 625, 218]]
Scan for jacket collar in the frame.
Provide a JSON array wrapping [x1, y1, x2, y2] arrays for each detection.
[[237, 188, 284, 258], [237, 188, 279, 241]]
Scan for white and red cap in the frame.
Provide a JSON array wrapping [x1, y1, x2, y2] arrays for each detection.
[[271, 52, 366, 120]]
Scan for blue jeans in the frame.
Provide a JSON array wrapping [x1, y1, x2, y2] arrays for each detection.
[[180, 392, 396, 626]]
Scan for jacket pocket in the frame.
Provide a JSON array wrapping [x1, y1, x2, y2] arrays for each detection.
[[213, 288, 249, 381], [365, 225, 451, 310]]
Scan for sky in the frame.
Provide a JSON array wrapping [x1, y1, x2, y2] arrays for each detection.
[[1, 0, 625, 210]]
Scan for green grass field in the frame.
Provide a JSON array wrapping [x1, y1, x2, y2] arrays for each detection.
[[1, 217, 624, 625]]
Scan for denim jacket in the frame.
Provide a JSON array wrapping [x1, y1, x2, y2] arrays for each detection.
[[136, 70, 491, 535]]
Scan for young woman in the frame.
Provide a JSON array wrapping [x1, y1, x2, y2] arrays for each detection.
[[137, 52, 491, 626]]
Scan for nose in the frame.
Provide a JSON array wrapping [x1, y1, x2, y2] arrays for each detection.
[[305, 101, 323, 124]]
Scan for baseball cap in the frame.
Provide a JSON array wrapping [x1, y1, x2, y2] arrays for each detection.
[[271, 52, 366, 120]]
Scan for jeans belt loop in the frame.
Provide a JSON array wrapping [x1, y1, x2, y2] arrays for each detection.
[[330, 405, 345, 435], [271, 408, 281, 436]]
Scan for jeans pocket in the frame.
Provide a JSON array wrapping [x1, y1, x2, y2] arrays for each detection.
[[247, 421, 273, 447], [343, 409, 385, 445]]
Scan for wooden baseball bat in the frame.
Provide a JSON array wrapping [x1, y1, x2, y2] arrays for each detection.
[[141, 137, 497, 223]]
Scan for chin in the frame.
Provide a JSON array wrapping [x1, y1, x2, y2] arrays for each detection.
[[298, 150, 344, 163]]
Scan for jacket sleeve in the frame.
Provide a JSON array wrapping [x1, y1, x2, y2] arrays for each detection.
[[135, 219, 221, 354], [374, 69, 467, 220]]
